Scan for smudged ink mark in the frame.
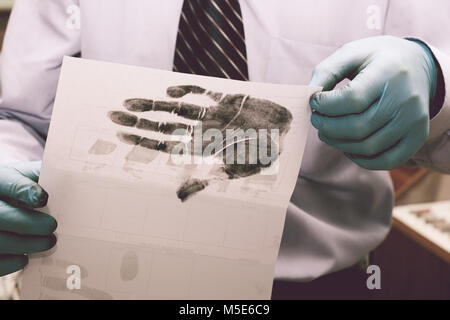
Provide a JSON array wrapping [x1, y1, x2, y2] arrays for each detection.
[[120, 250, 139, 281], [88, 139, 117, 155], [125, 145, 159, 164], [109, 111, 137, 126], [176, 179, 209, 202], [166, 85, 206, 97]]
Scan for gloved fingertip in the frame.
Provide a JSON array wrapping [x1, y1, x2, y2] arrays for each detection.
[[309, 93, 324, 113], [310, 113, 323, 130], [0, 254, 29, 276], [43, 234, 58, 250], [18, 254, 29, 267], [49, 234, 58, 248], [47, 216, 58, 234], [34, 214, 57, 235], [29, 185, 49, 208]]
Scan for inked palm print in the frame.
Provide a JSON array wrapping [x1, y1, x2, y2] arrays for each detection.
[[108, 85, 292, 201]]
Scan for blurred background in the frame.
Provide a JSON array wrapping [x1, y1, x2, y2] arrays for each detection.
[[0, 0, 448, 300], [0, 1, 11, 45]]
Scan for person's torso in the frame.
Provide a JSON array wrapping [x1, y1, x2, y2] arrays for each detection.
[[78, 0, 390, 84]]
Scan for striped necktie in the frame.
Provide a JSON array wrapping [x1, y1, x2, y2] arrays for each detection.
[[173, 0, 249, 81]]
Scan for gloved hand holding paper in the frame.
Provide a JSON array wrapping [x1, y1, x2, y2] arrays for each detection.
[[22, 57, 320, 299]]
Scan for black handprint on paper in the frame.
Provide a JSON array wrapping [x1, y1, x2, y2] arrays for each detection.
[[108, 85, 292, 201]]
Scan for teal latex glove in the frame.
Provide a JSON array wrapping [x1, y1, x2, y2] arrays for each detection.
[[0, 161, 57, 276], [309, 36, 437, 170]]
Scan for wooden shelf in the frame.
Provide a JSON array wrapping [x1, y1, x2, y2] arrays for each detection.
[[389, 166, 428, 199]]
